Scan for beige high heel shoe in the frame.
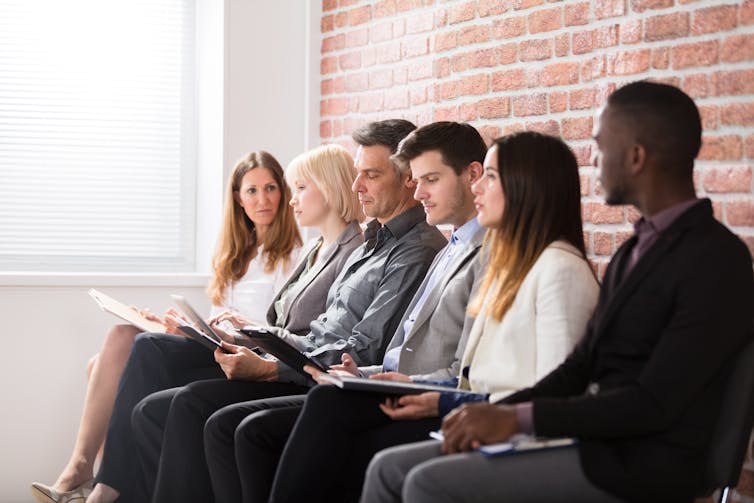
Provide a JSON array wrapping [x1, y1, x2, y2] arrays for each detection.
[[30, 479, 93, 503]]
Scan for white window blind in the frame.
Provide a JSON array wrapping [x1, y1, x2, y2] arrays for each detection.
[[0, 0, 196, 272]]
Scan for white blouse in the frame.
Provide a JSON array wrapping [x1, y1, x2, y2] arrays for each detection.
[[209, 244, 301, 324]]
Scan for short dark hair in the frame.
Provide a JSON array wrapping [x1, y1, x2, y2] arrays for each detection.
[[392, 122, 487, 176], [607, 80, 702, 174], [352, 119, 417, 154]]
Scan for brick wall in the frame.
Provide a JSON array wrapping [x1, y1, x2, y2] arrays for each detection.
[[318, 0, 754, 501]]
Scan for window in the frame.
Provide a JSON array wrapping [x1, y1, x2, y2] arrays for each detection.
[[0, 0, 196, 272]]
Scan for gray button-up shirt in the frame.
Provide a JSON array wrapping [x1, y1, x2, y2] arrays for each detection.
[[274, 204, 447, 384]]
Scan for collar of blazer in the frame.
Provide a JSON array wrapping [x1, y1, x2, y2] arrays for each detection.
[[589, 199, 712, 345]]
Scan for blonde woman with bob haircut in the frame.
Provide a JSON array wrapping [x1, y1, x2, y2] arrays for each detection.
[[32, 150, 302, 503]]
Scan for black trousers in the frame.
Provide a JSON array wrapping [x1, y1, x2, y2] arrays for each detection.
[[204, 395, 307, 503], [132, 377, 309, 503], [95, 332, 223, 503], [218, 385, 441, 503]]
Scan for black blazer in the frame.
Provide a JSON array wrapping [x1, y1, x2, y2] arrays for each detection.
[[503, 200, 754, 503]]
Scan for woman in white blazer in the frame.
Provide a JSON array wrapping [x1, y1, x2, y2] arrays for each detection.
[[264, 131, 599, 503]]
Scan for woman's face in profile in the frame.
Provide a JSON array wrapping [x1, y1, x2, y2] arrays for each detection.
[[235, 167, 282, 228], [472, 145, 504, 228], [289, 176, 328, 227]]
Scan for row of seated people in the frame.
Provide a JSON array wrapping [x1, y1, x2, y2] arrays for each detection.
[[32, 80, 753, 503]]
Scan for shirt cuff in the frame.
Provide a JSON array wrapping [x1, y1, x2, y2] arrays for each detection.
[[515, 402, 535, 434]]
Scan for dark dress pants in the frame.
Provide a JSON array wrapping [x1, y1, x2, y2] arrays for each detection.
[[259, 385, 441, 503], [95, 332, 224, 503], [131, 377, 309, 503], [204, 395, 307, 503]]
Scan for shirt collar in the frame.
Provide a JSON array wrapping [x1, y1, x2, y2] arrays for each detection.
[[450, 217, 481, 246], [381, 204, 428, 241], [633, 198, 702, 236]]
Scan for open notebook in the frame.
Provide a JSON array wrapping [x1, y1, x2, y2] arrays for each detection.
[[318, 374, 476, 396], [429, 431, 577, 456]]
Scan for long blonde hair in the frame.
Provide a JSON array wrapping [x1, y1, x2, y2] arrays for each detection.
[[208, 151, 301, 306], [469, 132, 587, 321]]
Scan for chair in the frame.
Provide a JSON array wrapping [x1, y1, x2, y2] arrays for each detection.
[[698, 336, 754, 503]]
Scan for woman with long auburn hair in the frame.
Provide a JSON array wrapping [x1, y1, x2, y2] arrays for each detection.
[[31, 150, 302, 503], [255, 131, 600, 503]]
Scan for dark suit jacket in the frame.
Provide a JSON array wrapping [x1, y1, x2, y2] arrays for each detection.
[[502, 199, 754, 503]]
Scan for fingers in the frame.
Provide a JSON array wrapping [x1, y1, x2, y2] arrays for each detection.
[[304, 365, 326, 384], [341, 353, 353, 364]]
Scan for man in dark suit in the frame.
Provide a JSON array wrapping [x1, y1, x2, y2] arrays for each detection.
[[362, 81, 754, 503]]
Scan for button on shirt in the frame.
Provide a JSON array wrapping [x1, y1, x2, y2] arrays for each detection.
[[382, 218, 482, 372]]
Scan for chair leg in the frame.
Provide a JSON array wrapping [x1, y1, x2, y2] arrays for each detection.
[[719, 486, 731, 503]]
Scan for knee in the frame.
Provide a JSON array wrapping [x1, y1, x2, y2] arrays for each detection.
[[403, 463, 443, 503], [304, 384, 343, 411], [204, 408, 234, 453], [101, 325, 139, 363], [85, 353, 98, 380]]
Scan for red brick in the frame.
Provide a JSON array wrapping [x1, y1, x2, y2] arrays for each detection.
[[460, 73, 489, 95], [699, 135, 743, 160], [406, 11, 434, 34], [746, 134, 754, 159], [472, 48, 498, 68], [626, 206, 642, 224], [478, 0, 510, 17], [529, 7, 563, 34], [573, 145, 592, 166], [345, 73, 367, 92], [721, 34, 754, 63], [460, 25, 491, 46], [630, 0, 672, 11], [593, 232, 614, 256], [478, 97, 511, 119], [550, 91, 568, 113], [726, 200, 754, 226], [744, 0, 754, 25], [555, 33, 570, 57], [323, 0, 338, 12], [609, 49, 651, 75], [340, 0, 360, 7], [345, 28, 369, 48], [375, 42, 400, 64], [339, 52, 361, 70], [348, 5, 371, 26], [673, 40, 720, 70], [595, 0, 626, 19], [498, 43, 518, 64], [712, 200, 724, 222], [332, 119, 343, 138], [435, 58, 451, 78], [645, 12, 690, 41], [452, 52, 472, 72], [384, 88, 409, 110], [409, 84, 428, 105], [335, 12, 348, 29], [393, 67, 408, 86], [439, 80, 460, 101], [570, 88, 596, 110], [322, 15, 335, 33], [721, 102, 754, 127], [526, 67, 542, 88], [741, 235, 754, 261], [595, 24, 619, 48], [402, 36, 429, 58], [582, 55, 607, 82], [368, 69, 392, 89], [583, 202, 625, 224], [322, 76, 345, 95], [683, 73, 710, 98], [513, 93, 548, 116], [448, 2, 475, 24], [652, 47, 669, 69], [492, 68, 526, 91], [322, 34, 346, 53], [542, 62, 580, 87], [620, 19, 643, 44], [520, 39, 553, 61], [580, 174, 590, 196], [323, 96, 349, 116], [361, 46, 376, 67], [712, 69, 754, 96], [434, 31, 458, 52], [434, 105, 460, 122], [565, 2, 589, 26], [477, 124, 502, 146], [526, 120, 561, 136], [692, 4, 738, 35], [320, 120, 332, 138], [396, 0, 424, 13], [394, 19, 405, 37], [573, 29, 595, 55], [562, 116, 593, 140], [369, 22, 393, 43], [616, 230, 634, 248], [408, 60, 433, 81], [703, 165, 753, 193], [435, 9, 448, 28], [493, 16, 526, 39], [699, 104, 719, 130], [503, 122, 526, 135], [514, 0, 544, 8], [321, 56, 338, 74], [373, 0, 396, 19], [459, 102, 478, 122], [358, 93, 383, 113]]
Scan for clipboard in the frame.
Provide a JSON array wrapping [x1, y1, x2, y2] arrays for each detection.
[[318, 375, 475, 396], [170, 294, 223, 344], [239, 327, 328, 380], [88, 288, 165, 333]]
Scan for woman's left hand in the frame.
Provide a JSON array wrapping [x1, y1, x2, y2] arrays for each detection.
[[379, 392, 440, 420]]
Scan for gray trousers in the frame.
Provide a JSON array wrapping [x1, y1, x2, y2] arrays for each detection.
[[361, 440, 625, 503]]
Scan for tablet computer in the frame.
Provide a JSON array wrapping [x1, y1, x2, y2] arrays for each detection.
[[239, 327, 328, 379], [170, 294, 222, 344]]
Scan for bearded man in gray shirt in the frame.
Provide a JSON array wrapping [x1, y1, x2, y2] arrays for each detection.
[[113, 119, 448, 503]]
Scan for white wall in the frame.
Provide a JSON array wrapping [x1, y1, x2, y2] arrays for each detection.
[[0, 1, 318, 501]]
